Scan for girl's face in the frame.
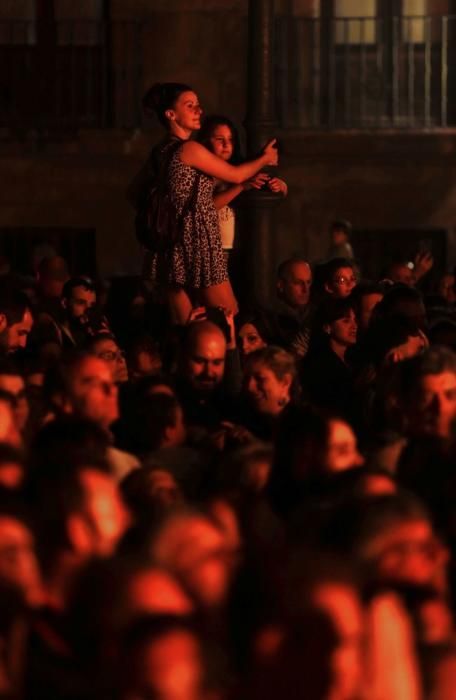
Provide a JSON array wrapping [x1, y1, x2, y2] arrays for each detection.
[[168, 91, 202, 133], [327, 266, 357, 298], [244, 362, 291, 417], [328, 309, 357, 347], [209, 124, 234, 161], [238, 323, 267, 357]]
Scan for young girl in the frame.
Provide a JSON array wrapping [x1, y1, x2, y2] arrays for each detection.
[[198, 115, 287, 261], [141, 84, 279, 325]]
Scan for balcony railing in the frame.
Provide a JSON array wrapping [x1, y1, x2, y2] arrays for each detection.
[[1, 16, 456, 134], [275, 14, 456, 129]]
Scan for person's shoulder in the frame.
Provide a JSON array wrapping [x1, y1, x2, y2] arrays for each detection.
[[151, 136, 183, 165], [180, 139, 205, 156]]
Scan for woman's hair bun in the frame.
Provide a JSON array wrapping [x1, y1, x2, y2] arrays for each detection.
[[142, 83, 164, 117], [142, 82, 193, 125]]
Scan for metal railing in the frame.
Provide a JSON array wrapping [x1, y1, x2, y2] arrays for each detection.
[[1, 15, 455, 133], [275, 14, 456, 129]]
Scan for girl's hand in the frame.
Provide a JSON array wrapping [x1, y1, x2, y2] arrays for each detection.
[[263, 138, 279, 166], [187, 306, 207, 324], [242, 172, 270, 191], [267, 177, 288, 196], [414, 250, 434, 280]]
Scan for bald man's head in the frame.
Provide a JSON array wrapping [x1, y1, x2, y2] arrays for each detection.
[[183, 321, 226, 395]]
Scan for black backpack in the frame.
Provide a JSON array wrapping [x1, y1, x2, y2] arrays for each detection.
[[135, 139, 200, 253]]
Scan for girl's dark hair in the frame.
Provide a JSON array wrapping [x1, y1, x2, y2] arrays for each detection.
[[142, 82, 193, 127], [236, 308, 276, 345], [314, 296, 355, 331], [197, 114, 243, 164], [308, 297, 355, 355]]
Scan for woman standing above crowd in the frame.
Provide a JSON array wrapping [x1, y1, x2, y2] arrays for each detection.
[[141, 83, 279, 325]]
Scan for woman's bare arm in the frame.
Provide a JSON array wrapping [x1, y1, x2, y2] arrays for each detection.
[[180, 139, 278, 184], [213, 185, 244, 210]]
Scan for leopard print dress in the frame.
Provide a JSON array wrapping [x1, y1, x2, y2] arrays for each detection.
[[144, 142, 228, 289]]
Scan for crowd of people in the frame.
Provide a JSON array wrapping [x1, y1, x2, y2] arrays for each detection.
[[1, 80, 456, 699]]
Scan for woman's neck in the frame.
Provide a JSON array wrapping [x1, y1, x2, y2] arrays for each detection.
[[329, 337, 347, 362], [169, 123, 192, 141]]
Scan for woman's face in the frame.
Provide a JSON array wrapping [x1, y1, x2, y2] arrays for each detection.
[[325, 419, 364, 472], [439, 274, 456, 303], [238, 323, 267, 357], [328, 309, 357, 347], [169, 90, 202, 133], [327, 266, 357, 298], [209, 123, 234, 161], [244, 362, 291, 416]]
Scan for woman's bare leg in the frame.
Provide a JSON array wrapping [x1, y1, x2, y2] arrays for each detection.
[[199, 280, 238, 315], [167, 287, 193, 325]]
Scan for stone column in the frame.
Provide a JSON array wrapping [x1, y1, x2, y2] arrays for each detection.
[[240, 0, 282, 308]]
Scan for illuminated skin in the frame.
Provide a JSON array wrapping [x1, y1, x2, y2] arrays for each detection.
[[153, 514, 230, 608], [414, 371, 456, 437], [385, 330, 428, 364], [277, 261, 313, 308], [0, 516, 43, 607], [208, 122, 286, 199], [325, 419, 364, 472], [419, 598, 454, 645], [389, 264, 415, 286], [0, 309, 33, 355], [326, 267, 357, 298], [244, 362, 292, 417], [167, 90, 202, 139], [362, 474, 396, 496], [358, 292, 383, 331], [325, 309, 357, 363], [136, 630, 203, 700], [438, 274, 456, 304], [184, 327, 226, 395], [126, 568, 194, 617], [91, 337, 128, 384], [0, 461, 23, 488], [64, 286, 96, 321], [0, 400, 21, 448], [366, 593, 422, 700], [244, 458, 272, 492], [68, 356, 119, 430], [364, 519, 444, 588], [332, 229, 348, 247], [208, 498, 242, 575], [238, 322, 267, 357], [78, 468, 130, 557], [209, 124, 233, 161], [328, 309, 357, 347], [147, 470, 183, 506], [161, 406, 187, 448], [312, 583, 364, 700], [0, 374, 29, 433], [131, 349, 162, 380]]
